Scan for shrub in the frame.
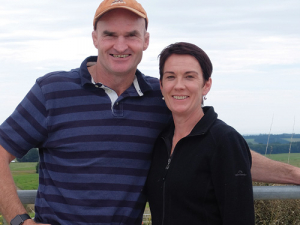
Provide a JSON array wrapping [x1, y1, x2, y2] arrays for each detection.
[[254, 182, 300, 224]]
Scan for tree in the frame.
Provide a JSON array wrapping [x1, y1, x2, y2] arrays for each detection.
[[17, 148, 39, 162]]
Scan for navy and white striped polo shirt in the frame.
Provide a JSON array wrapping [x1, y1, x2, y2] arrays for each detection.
[[0, 56, 171, 225]]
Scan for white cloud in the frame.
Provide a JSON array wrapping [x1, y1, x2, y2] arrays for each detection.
[[0, 0, 299, 134]]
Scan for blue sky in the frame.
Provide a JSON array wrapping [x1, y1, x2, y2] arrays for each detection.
[[0, 0, 299, 134]]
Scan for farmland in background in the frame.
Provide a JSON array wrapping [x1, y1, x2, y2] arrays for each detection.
[[3, 143, 300, 224]]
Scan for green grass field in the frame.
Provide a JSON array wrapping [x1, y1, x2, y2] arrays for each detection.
[[266, 153, 300, 167], [9, 162, 39, 190], [10, 162, 36, 172], [244, 138, 259, 144], [245, 138, 300, 144], [0, 163, 38, 224], [4, 157, 300, 224], [9, 153, 300, 191], [282, 138, 300, 142]]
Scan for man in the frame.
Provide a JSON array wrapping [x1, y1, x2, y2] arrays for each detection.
[[0, 0, 299, 224]]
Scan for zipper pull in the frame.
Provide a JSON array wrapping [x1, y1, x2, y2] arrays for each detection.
[[165, 158, 171, 169]]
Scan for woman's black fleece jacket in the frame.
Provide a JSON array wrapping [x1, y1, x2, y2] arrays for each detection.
[[146, 106, 255, 225]]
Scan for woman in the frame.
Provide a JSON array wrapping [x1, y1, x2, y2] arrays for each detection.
[[146, 42, 255, 225]]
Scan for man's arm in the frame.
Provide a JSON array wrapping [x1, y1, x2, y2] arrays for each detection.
[[0, 145, 44, 225], [250, 150, 300, 185]]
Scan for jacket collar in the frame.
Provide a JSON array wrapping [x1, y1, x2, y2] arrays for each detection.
[[161, 106, 218, 139], [190, 106, 218, 136]]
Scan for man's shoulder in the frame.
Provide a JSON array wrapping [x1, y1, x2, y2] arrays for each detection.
[[136, 70, 159, 84], [143, 75, 159, 83], [36, 68, 81, 87], [144, 75, 160, 89]]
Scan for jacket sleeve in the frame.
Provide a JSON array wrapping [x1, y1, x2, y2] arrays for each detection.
[[210, 129, 255, 225]]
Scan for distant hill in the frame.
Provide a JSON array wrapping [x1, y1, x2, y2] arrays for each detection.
[[243, 134, 300, 145], [243, 134, 300, 155]]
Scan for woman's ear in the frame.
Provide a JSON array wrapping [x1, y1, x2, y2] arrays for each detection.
[[160, 79, 165, 99], [203, 78, 212, 96]]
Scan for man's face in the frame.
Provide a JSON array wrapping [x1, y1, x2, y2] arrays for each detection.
[[92, 9, 149, 77]]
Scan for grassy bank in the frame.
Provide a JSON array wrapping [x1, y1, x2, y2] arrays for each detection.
[[254, 182, 300, 225], [9, 162, 38, 190], [267, 153, 300, 167]]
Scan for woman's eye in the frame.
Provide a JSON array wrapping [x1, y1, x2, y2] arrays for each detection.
[[166, 76, 175, 80]]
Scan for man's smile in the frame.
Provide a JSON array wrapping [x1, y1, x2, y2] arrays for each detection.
[[111, 54, 130, 58]]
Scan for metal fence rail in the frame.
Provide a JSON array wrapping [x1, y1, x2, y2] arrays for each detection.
[[17, 186, 300, 202], [2, 187, 300, 224], [253, 186, 300, 200]]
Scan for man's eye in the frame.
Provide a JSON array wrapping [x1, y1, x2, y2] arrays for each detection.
[[103, 32, 115, 37]]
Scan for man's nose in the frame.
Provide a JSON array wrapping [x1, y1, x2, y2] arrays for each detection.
[[113, 36, 128, 53]]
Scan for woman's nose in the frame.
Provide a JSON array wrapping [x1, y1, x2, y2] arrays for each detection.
[[174, 78, 185, 90]]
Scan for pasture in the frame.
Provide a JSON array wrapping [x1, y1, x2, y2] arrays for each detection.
[[8, 153, 300, 190], [267, 153, 300, 167], [9, 162, 39, 190]]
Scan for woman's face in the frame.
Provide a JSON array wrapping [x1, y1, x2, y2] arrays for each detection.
[[160, 54, 212, 117]]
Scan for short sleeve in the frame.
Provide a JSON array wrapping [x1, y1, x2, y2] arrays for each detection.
[[0, 82, 48, 158]]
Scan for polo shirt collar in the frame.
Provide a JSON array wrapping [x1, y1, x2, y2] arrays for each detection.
[[79, 56, 153, 95]]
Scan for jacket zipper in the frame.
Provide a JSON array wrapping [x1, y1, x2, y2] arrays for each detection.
[[161, 136, 172, 225], [160, 131, 205, 225], [162, 157, 171, 225]]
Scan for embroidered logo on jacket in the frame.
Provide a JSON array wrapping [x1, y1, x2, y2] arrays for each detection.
[[235, 170, 247, 176]]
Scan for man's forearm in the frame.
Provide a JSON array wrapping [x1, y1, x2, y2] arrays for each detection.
[[250, 150, 300, 185], [0, 145, 28, 223]]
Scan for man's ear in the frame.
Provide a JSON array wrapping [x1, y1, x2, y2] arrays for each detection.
[[92, 30, 98, 49], [143, 32, 150, 51]]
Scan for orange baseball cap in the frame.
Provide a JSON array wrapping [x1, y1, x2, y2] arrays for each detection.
[[93, 0, 148, 30]]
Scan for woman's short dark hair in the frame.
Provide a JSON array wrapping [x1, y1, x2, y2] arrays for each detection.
[[159, 42, 213, 82]]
